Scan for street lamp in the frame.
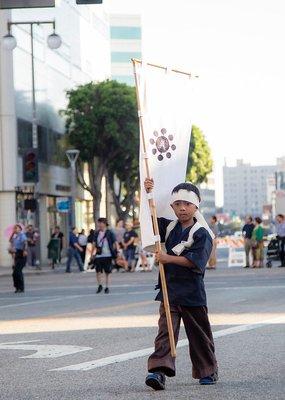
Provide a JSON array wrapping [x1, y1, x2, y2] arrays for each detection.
[[47, 32, 62, 49], [2, 33, 17, 50], [66, 149, 80, 229], [2, 20, 62, 149]]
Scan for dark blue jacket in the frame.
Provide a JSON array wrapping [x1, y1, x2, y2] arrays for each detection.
[[93, 229, 117, 258], [155, 218, 213, 307]]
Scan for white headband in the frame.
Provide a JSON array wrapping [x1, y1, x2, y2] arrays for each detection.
[[170, 189, 215, 239], [171, 190, 200, 208]]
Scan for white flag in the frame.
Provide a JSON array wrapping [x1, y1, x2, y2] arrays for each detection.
[[136, 63, 193, 251]]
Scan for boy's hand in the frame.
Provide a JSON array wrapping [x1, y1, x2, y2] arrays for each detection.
[[155, 250, 170, 264], [144, 178, 154, 193]]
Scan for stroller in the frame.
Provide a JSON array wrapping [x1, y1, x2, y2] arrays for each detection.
[[266, 236, 280, 268]]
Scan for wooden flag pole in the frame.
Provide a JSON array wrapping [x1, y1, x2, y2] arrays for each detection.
[[132, 58, 176, 358], [132, 58, 199, 78]]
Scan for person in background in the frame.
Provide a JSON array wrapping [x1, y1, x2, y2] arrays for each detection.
[[242, 216, 255, 268], [207, 216, 219, 270], [78, 229, 88, 264], [51, 226, 64, 263], [26, 225, 38, 268], [87, 229, 95, 244], [139, 245, 152, 272], [9, 224, 28, 293], [123, 220, 138, 272], [252, 217, 264, 268], [93, 218, 117, 293], [66, 227, 84, 273], [276, 214, 285, 267], [114, 219, 126, 249], [86, 229, 95, 270]]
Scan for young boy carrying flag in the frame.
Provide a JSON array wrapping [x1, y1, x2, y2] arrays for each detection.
[[144, 178, 218, 390]]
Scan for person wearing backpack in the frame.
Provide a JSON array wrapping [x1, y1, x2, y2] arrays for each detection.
[[93, 218, 117, 294]]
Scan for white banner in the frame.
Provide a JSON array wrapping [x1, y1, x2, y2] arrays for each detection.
[[136, 63, 193, 250]]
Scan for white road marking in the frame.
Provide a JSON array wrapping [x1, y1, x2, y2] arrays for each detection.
[[51, 315, 285, 371], [1, 285, 285, 309], [0, 297, 63, 309], [231, 299, 247, 304], [207, 285, 285, 291], [0, 292, 155, 309], [0, 340, 92, 358]]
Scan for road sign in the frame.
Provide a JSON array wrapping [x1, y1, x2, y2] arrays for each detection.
[[0, 1, 55, 8], [56, 197, 70, 213]]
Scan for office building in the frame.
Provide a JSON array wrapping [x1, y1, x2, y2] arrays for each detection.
[[223, 159, 276, 217], [0, 1, 110, 266], [110, 14, 142, 86]]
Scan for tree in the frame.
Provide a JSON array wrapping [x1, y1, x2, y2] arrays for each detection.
[[108, 151, 139, 220], [186, 125, 213, 184], [61, 80, 139, 222]]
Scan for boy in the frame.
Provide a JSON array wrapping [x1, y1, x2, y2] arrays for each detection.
[[93, 218, 117, 293], [144, 178, 218, 390]]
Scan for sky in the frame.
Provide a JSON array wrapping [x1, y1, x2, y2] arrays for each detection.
[[107, 0, 285, 206]]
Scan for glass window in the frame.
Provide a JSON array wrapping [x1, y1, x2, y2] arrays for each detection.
[[17, 118, 32, 155], [38, 125, 48, 163], [110, 26, 141, 40], [17, 118, 66, 167], [111, 51, 141, 63]]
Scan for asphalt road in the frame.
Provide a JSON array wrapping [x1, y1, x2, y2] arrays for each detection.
[[0, 263, 284, 400]]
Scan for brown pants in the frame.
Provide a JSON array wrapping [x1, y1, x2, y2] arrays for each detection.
[[148, 303, 218, 379]]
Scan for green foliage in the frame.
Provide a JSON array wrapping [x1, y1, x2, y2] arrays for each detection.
[[61, 80, 139, 219], [186, 125, 213, 184], [62, 80, 138, 162]]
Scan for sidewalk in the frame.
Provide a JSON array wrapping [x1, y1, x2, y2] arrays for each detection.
[[0, 264, 57, 278]]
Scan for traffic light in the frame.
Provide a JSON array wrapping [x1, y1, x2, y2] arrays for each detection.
[[76, 1, 103, 4], [23, 148, 38, 183]]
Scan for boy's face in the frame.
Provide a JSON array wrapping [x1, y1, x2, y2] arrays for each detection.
[[171, 200, 197, 222]]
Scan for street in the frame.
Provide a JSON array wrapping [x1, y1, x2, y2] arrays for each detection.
[[0, 265, 284, 400]]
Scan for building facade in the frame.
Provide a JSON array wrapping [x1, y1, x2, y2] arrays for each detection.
[[198, 173, 216, 223], [110, 14, 142, 86], [223, 159, 276, 218], [0, 1, 110, 266]]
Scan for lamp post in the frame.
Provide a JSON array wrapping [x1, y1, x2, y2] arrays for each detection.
[[66, 149, 80, 229], [2, 20, 62, 149]]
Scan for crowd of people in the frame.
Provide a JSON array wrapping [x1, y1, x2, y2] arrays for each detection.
[[47, 217, 152, 294], [7, 212, 285, 294], [241, 214, 285, 268]]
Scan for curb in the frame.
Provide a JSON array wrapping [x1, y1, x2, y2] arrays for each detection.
[[0, 266, 57, 278]]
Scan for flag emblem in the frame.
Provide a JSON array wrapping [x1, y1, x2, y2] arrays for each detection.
[[149, 128, 176, 161]]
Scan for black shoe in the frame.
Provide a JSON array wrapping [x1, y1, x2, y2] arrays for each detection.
[[278, 264, 285, 267], [96, 284, 103, 294], [199, 372, 218, 385], [104, 287, 109, 294], [14, 289, 19, 293], [145, 372, 165, 391]]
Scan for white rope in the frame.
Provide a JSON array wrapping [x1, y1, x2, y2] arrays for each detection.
[[154, 235, 161, 242]]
